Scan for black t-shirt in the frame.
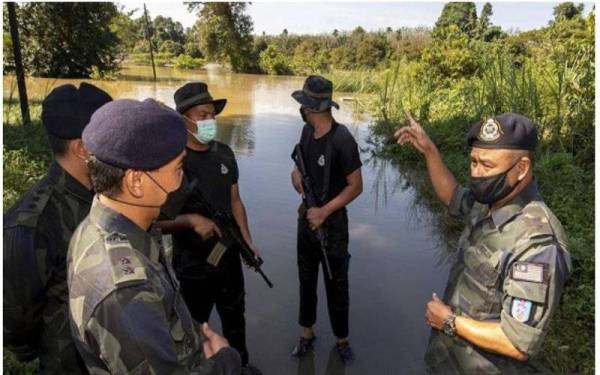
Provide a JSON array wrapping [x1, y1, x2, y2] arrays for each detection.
[[300, 121, 362, 206], [172, 141, 239, 257]]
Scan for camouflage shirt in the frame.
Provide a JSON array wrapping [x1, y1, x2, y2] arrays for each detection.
[[4, 161, 93, 374], [426, 181, 571, 374], [67, 198, 241, 374]]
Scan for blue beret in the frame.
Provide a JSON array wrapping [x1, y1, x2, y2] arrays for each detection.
[[42, 83, 112, 139], [467, 113, 538, 151], [82, 99, 188, 170]]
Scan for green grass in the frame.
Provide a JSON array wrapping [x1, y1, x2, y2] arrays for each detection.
[[366, 51, 594, 374]]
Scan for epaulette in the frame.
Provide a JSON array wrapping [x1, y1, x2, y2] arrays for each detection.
[[103, 232, 148, 287], [13, 184, 54, 229]]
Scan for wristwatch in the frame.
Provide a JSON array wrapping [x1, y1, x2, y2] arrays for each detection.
[[442, 314, 457, 337]]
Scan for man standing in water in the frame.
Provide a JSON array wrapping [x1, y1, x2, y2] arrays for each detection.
[[4, 83, 112, 374], [68, 98, 240, 374], [160, 82, 262, 375], [395, 112, 571, 373], [290, 75, 363, 362]]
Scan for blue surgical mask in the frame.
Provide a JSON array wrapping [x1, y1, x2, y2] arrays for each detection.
[[187, 118, 217, 144]]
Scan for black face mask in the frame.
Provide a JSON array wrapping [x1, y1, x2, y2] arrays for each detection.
[[470, 161, 522, 205], [300, 108, 308, 124], [105, 172, 174, 209]]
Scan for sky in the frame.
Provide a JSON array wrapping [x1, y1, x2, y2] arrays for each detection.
[[121, 1, 595, 35]]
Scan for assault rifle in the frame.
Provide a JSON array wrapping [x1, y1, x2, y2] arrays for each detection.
[[291, 144, 332, 280]]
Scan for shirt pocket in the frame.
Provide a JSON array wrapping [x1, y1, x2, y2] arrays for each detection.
[[459, 245, 507, 319]]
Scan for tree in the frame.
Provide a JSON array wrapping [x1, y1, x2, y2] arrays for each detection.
[[476, 3, 492, 39], [110, 6, 140, 56], [434, 2, 478, 37], [187, 2, 258, 72], [159, 40, 184, 55], [17, 2, 120, 77], [552, 2, 585, 22], [355, 33, 389, 69], [153, 16, 185, 46], [292, 38, 328, 74], [7, 2, 30, 125], [422, 25, 478, 80]]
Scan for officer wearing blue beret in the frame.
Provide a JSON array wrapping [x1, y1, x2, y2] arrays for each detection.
[[4, 82, 112, 374], [67, 98, 241, 374], [395, 112, 571, 373]]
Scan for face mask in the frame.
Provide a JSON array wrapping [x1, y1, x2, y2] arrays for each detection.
[[104, 171, 175, 209], [300, 108, 308, 123], [188, 118, 217, 144], [470, 161, 522, 205]]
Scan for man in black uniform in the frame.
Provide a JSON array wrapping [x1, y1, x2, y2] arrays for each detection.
[[290, 75, 363, 362], [160, 82, 262, 375], [3, 83, 112, 374]]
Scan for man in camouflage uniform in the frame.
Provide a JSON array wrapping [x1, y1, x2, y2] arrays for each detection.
[[4, 83, 112, 374], [395, 112, 571, 373], [68, 99, 241, 374]]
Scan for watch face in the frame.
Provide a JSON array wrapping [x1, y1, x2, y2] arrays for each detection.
[[443, 316, 456, 336], [443, 324, 453, 336]]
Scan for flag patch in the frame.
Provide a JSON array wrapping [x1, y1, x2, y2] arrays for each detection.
[[511, 262, 546, 283]]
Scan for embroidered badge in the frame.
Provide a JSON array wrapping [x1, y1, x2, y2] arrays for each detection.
[[511, 262, 546, 283], [318, 154, 325, 167], [511, 298, 533, 323], [221, 163, 229, 175], [478, 118, 504, 143]]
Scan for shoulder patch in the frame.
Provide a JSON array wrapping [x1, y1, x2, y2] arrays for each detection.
[[511, 298, 533, 323], [104, 232, 148, 286]]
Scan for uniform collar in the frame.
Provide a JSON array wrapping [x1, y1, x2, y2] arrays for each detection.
[[88, 196, 161, 263], [48, 161, 94, 203], [490, 180, 542, 228]]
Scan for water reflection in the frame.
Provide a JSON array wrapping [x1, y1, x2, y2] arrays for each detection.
[[295, 347, 346, 375], [217, 115, 256, 156], [361, 135, 460, 269]]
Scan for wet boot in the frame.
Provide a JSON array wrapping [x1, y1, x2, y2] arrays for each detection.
[[336, 341, 355, 363], [291, 336, 316, 358]]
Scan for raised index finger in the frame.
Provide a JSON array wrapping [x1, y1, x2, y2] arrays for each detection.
[[404, 111, 418, 127]]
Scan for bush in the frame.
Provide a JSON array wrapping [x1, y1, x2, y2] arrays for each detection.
[[258, 45, 292, 75], [172, 54, 204, 69]]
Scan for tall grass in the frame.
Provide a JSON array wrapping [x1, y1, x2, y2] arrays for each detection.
[[367, 44, 594, 375]]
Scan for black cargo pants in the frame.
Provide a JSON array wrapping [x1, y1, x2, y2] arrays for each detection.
[[177, 247, 249, 365], [297, 206, 351, 339]]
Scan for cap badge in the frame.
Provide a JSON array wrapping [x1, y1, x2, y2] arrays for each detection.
[[478, 118, 504, 143]]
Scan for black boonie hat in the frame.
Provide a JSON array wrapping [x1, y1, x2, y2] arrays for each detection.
[[42, 82, 112, 139], [82, 99, 188, 171], [467, 113, 538, 151], [291, 75, 339, 112], [174, 82, 227, 115]]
